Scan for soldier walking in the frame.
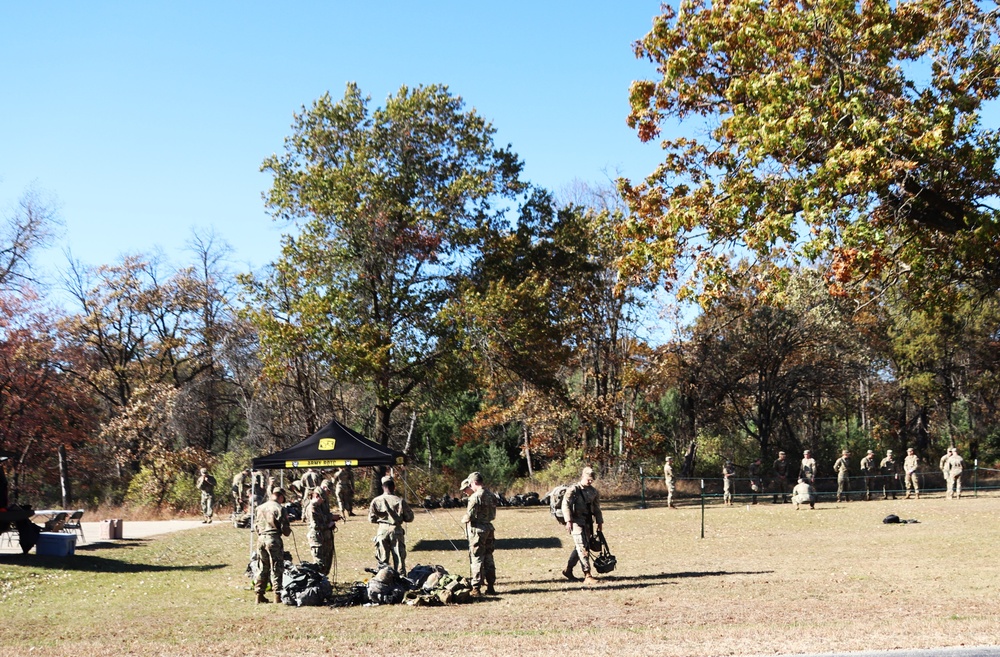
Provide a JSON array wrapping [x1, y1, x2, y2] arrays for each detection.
[[196, 467, 217, 523], [945, 449, 965, 499], [561, 467, 604, 585], [722, 460, 736, 506]]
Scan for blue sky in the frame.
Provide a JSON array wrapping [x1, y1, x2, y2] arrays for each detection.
[[1, 2, 667, 284]]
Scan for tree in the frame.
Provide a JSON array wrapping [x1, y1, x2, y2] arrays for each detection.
[[251, 82, 524, 465], [0, 186, 57, 293], [622, 0, 1000, 304]]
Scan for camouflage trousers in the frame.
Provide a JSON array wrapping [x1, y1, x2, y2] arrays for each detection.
[[665, 479, 675, 506], [308, 529, 334, 576], [837, 475, 850, 500], [256, 533, 285, 595], [468, 524, 496, 588], [904, 472, 920, 495], [374, 524, 407, 575], [336, 487, 353, 516], [200, 491, 214, 520], [947, 474, 962, 498], [567, 523, 593, 574]]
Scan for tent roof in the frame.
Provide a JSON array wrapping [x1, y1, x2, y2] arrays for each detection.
[[251, 419, 406, 470]]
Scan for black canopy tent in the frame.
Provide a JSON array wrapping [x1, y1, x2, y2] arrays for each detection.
[[247, 419, 406, 559], [251, 418, 406, 470]]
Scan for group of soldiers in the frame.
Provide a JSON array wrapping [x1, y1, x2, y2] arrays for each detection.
[[249, 465, 607, 603], [231, 466, 358, 519], [668, 446, 968, 507]]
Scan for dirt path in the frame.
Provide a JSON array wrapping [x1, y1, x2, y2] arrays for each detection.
[[0, 518, 211, 554]]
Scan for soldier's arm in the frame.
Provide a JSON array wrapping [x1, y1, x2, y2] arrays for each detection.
[[368, 500, 379, 524]]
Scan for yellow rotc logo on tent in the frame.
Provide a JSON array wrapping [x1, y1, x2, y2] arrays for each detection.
[[319, 439, 336, 451]]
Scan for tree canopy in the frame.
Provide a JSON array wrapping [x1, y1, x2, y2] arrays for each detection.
[[621, 0, 1000, 304]]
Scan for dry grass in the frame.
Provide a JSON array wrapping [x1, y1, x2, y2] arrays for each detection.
[[1, 491, 999, 656]]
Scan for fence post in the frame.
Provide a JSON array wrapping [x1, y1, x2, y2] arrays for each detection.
[[700, 479, 705, 539], [974, 459, 978, 498], [639, 465, 647, 509]]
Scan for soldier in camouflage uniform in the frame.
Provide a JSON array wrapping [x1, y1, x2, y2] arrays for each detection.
[[664, 456, 677, 508], [833, 450, 851, 502], [254, 487, 291, 604], [305, 486, 335, 576], [196, 467, 217, 523], [880, 450, 899, 499], [300, 468, 321, 502], [772, 451, 790, 503], [939, 447, 954, 492], [722, 460, 736, 506], [231, 469, 250, 513], [799, 450, 817, 484], [945, 449, 965, 499], [860, 450, 877, 501], [368, 476, 415, 575], [461, 471, 497, 596], [333, 465, 355, 518], [748, 457, 762, 505], [903, 448, 921, 499], [562, 466, 604, 585]]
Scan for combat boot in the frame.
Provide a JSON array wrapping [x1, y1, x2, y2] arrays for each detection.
[[274, 593, 282, 604], [469, 586, 483, 598], [255, 592, 270, 604], [485, 585, 497, 595], [915, 492, 920, 499], [583, 573, 598, 585], [562, 568, 579, 582]]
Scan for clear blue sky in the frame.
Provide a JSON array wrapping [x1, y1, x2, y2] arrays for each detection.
[[1, 2, 667, 283]]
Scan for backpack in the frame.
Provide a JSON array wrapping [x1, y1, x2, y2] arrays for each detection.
[[549, 484, 578, 524]]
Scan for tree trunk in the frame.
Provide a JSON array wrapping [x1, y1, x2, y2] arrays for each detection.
[[58, 444, 71, 508], [523, 423, 534, 477]]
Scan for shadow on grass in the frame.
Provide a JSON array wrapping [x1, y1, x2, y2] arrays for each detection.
[[412, 537, 563, 551], [499, 570, 774, 596], [0, 548, 227, 574]]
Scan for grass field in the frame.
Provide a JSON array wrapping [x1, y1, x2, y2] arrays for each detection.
[[1, 492, 998, 656]]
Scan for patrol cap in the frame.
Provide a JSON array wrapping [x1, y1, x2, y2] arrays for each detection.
[[778, 451, 786, 456], [665, 456, 673, 461], [381, 475, 394, 485], [867, 450, 874, 454], [886, 449, 893, 455], [271, 487, 286, 497], [459, 478, 470, 490]]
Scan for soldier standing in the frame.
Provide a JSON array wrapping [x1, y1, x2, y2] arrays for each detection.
[[196, 467, 217, 523], [663, 456, 677, 508], [254, 487, 291, 604], [333, 465, 356, 518], [305, 486, 336, 576], [772, 451, 790, 503], [561, 466, 604, 585], [945, 449, 965, 499], [903, 448, 921, 499], [722, 460, 736, 506], [860, 450, 877, 501], [300, 468, 321, 502], [461, 472, 497, 597], [880, 450, 899, 500], [799, 450, 817, 484], [231, 469, 250, 513], [368, 476, 415, 575], [833, 450, 851, 502], [748, 457, 762, 505]]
